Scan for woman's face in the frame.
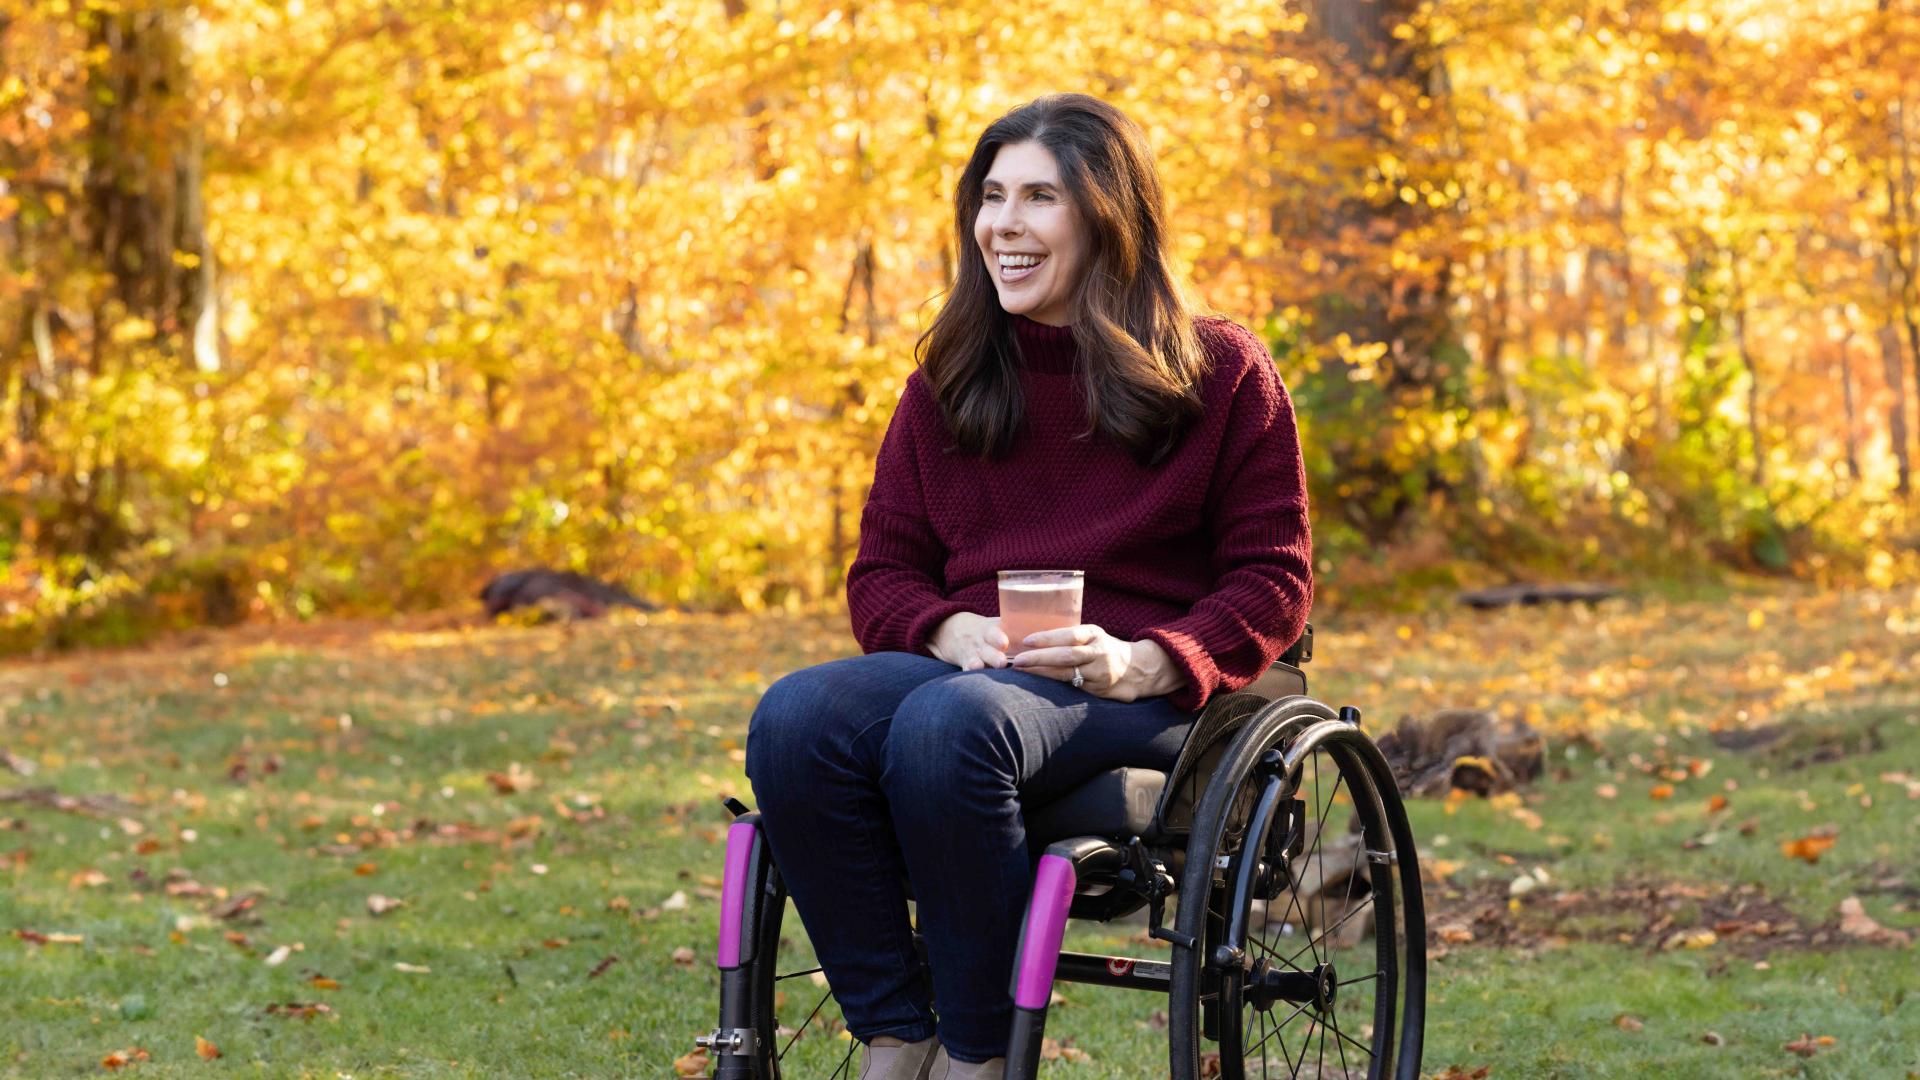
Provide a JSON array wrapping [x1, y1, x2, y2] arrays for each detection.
[[974, 140, 1087, 327]]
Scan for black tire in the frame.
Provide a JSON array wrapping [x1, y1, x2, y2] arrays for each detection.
[[1168, 701, 1426, 1079]]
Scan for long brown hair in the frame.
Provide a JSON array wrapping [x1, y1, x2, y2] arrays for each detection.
[[916, 94, 1214, 468]]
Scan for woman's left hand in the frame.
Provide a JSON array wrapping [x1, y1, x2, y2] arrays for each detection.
[[1009, 624, 1182, 702]]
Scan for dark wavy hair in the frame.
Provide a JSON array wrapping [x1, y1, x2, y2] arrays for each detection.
[[915, 93, 1214, 467]]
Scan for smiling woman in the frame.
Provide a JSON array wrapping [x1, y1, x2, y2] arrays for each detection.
[[918, 93, 1216, 470], [975, 141, 1086, 328], [744, 92, 1314, 1080]]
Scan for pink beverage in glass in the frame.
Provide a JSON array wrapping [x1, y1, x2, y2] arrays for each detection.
[[997, 570, 1084, 658]]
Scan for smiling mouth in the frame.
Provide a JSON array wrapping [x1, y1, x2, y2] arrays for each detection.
[[997, 254, 1047, 284]]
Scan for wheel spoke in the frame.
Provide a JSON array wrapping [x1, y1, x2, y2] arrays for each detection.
[[827, 1037, 856, 1079], [1282, 890, 1374, 971], [779, 987, 834, 1061], [1327, 1018, 1376, 1060], [1338, 971, 1381, 988], [1330, 998, 1354, 1077]]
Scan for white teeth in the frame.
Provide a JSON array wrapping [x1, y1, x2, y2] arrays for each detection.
[[998, 253, 1044, 268]]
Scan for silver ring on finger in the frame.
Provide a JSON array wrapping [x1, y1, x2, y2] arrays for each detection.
[[1072, 666, 1085, 688]]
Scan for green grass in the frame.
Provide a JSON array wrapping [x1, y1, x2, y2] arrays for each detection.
[[2, 590, 1917, 1077]]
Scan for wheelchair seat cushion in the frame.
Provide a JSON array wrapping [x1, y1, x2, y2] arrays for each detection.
[[1025, 766, 1169, 847]]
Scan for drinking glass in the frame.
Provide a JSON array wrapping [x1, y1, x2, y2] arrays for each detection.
[[997, 570, 1085, 658]]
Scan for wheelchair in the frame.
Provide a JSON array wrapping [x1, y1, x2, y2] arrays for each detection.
[[696, 625, 1426, 1078]]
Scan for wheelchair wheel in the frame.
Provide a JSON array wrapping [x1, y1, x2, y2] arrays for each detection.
[[725, 872, 861, 1080], [1168, 699, 1426, 1079]]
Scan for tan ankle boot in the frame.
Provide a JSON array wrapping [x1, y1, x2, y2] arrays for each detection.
[[927, 1045, 1006, 1080], [858, 1034, 941, 1080]]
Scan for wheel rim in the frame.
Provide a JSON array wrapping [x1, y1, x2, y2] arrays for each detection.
[[752, 880, 859, 1079], [1212, 731, 1397, 1079], [1170, 700, 1420, 1080]]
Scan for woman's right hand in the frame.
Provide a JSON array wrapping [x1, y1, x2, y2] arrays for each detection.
[[928, 611, 1010, 671]]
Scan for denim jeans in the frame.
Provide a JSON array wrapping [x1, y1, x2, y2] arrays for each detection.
[[743, 650, 1196, 1063]]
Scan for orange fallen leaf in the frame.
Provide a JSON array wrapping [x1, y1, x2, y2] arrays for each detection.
[[310, 975, 341, 990], [353, 862, 379, 876], [673, 1048, 710, 1076], [1705, 794, 1728, 813], [100, 1047, 150, 1069], [1649, 784, 1674, 800], [1780, 834, 1836, 864], [1782, 1033, 1834, 1057], [1614, 1013, 1644, 1031], [487, 763, 537, 795], [195, 1035, 221, 1060]]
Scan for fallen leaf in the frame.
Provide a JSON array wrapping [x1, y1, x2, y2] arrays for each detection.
[[660, 889, 689, 911], [264, 944, 293, 966], [353, 862, 378, 876], [587, 954, 619, 979], [1430, 1068, 1491, 1080], [670, 946, 696, 967], [264, 1002, 333, 1019], [1437, 923, 1476, 944], [1705, 794, 1728, 813], [69, 868, 110, 889], [1701, 1031, 1724, 1046], [673, 1048, 710, 1076], [1614, 1013, 1644, 1032], [1837, 896, 1912, 946], [366, 894, 405, 917], [487, 763, 537, 795], [195, 1035, 221, 1060], [1782, 1033, 1834, 1057], [1594, 783, 1618, 800], [99, 1048, 149, 1069], [393, 961, 431, 973], [1649, 784, 1673, 800], [1780, 834, 1836, 864], [310, 975, 341, 990], [1661, 929, 1718, 951]]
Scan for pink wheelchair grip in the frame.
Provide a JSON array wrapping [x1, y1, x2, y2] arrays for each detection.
[[1013, 854, 1078, 1009], [715, 821, 758, 967]]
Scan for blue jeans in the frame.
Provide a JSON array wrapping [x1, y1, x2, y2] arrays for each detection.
[[744, 650, 1196, 1063]]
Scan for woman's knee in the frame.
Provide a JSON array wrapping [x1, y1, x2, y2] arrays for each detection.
[[882, 673, 1025, 790], [745, 654, 924, 786], [744, 667, 833, 785]]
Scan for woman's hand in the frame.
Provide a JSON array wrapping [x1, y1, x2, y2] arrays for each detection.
[[1010, 624, 1186, 703], [928, 611, 1012, 671]]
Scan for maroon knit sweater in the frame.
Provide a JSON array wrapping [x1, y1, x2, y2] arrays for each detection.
[[846, 313, 1312, 712]]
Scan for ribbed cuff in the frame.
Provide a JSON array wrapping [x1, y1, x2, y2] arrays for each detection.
[[1140, 625, 1217, 713], [904, 600, 975, 660]]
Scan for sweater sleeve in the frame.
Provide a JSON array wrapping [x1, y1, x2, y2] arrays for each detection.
[[1139, 331, 1313, 712], [845, 375, 974, 657]]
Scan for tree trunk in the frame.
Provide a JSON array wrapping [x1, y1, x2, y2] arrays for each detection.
[[1729, 255, 1764, 487], [1837, 328, 1861, 483], [82, 5, 213, 369], [1878, 255, 1913, 497]]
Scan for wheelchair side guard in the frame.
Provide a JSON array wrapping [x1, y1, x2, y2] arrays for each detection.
[[715, 816, 762, 969], [1005, 846, 1078, 1080]]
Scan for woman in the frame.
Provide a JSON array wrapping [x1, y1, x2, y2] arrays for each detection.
[[744, 93, 1312, 1080]]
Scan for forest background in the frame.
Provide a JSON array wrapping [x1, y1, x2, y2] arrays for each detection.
[[5, 0, 1920, 651]]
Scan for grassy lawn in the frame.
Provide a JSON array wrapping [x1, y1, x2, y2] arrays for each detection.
[[2, 586, 1917, 1077]]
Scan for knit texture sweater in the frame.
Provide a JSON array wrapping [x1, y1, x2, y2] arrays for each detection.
[[846, 313, 1313, 713]]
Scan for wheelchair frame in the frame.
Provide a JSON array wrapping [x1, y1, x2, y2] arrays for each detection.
[[698, 626, 1427, 1079]]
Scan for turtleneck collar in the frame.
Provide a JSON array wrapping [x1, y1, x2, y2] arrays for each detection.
[[1010, 314, 1079, 374]]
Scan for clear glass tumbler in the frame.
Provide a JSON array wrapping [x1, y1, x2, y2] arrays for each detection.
[[996, 570, 1085, 658]]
